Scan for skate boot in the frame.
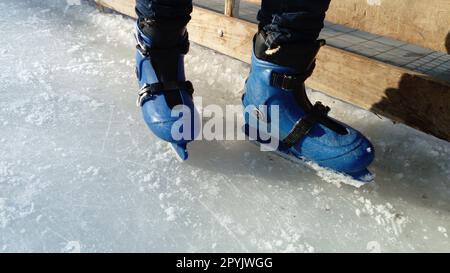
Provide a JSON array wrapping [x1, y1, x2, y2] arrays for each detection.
[[242, 31, 375, 182], [135, 18, 199, 161]]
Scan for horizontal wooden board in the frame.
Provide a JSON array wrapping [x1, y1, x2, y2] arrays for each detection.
[[245, 0, 450, 53], [95, 0, 450, 142]]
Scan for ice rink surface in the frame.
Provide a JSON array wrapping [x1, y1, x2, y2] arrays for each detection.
[[0, 0, 449, 252]]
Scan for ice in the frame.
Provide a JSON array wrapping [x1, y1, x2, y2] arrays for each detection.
[[0, 0, 449, 252]]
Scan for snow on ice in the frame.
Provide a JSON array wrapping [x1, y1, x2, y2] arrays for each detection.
[[0, 0, 449, 252]]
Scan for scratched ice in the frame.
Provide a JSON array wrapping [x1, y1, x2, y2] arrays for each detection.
[[0, 0, 449, 252]]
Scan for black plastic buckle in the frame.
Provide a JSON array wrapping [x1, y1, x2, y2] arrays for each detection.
[[136, 44, 148, 56], [136, 84, 152, 107], [136, 81, 194, 107], [281, 75, 295, 90], [272, 73, 298, 91], [312, 102, 331, 116]]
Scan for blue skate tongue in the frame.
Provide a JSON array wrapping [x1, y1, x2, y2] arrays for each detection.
[[139, 20, 190, 109], [151, 52, 184, 108], [254, 31, 348, 140]]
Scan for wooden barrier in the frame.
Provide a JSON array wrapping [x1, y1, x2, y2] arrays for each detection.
[[245, 0, 450, 53], [95, 0, 450, 142], [225, 0, 240, 17]]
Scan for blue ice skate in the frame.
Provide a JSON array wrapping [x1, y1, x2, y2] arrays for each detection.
[[242, 32, 375, 182], [135, 20, 199, 161]]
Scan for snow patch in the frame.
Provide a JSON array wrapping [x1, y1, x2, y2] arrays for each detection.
[[62, 241, 81, 253], [356, 197, 408, 236], [366, 241, 381, 253], [165, 207, 177, 222], [438, 226, 448, 238]]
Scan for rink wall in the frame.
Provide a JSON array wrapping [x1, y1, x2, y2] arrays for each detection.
[[94, 0, 450, 142], [246, 0, 450, 54]]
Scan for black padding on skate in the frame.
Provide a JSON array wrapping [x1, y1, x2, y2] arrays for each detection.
[[281, 102, 347, 150], [136, 42, 190, 57], [136, 20, 191, 109], [145, 81, 194, 94], [254, 31, 325, 72], [137, 81, 194, 107]]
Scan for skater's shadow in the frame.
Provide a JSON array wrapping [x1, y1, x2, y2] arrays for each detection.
[[370, 73, 450, 141]]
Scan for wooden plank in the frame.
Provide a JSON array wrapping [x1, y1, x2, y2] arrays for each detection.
[[95, 0, 135, 15], [190, 6, 255, 63], [244, 0, 450, 53], [224, 0, 240, 17], [95, 0, 450, 142]]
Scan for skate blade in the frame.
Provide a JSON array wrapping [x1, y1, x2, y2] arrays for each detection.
[[249, 140, 374, 188], [347, 169, 375, 183], [169, 143, 189, 162]]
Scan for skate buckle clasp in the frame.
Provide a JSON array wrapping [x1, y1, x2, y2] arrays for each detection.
[[281, 75, 295, 90], [134, 31, 150, 57], [136, 84, 151, 107]]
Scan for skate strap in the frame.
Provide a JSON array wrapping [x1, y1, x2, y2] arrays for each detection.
[[136, 81, 194, 107], [270, 63, 315, 91], [281, 102, 347, 149], [136, 42, 190, 57]]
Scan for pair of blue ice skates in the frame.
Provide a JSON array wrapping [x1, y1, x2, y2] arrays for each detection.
[[134, 19, 375, 182]]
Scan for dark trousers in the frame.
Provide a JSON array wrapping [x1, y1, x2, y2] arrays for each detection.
[[135, 0, 331, 46]]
